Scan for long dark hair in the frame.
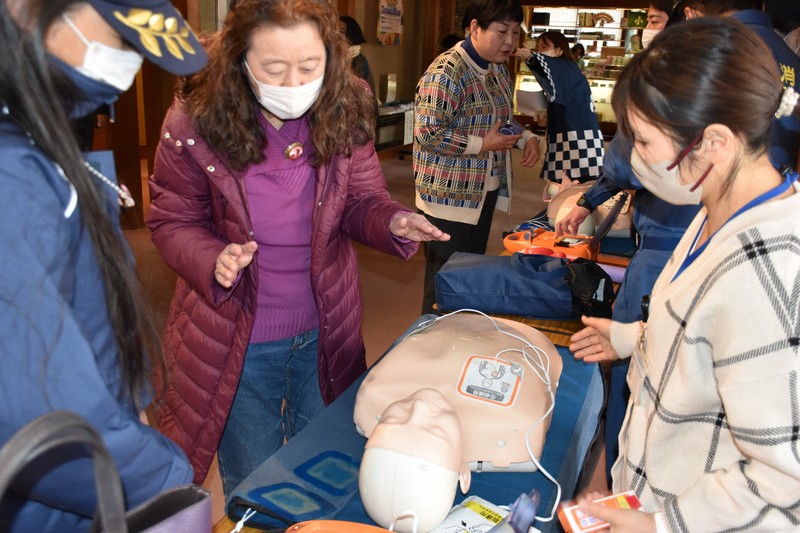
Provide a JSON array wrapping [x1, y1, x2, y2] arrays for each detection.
[[680, 0, 761, 15], [339, 15, 365, 45], [179, 0, 374, 171], [650, 0, 674, 16], [1, 0, 161, 406]]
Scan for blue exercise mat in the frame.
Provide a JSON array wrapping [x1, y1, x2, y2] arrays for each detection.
[[227, 316, 603, 532]]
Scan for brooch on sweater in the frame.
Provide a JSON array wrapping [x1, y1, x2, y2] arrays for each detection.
[[285, 141, 303, 160], [278, 116, 305, 160]]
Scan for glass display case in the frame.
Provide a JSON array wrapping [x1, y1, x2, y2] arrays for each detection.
[[513, 5, 648, 135], [526, 7, 627, 50]]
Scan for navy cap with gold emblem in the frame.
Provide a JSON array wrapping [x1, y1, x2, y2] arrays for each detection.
[[88, 0, 207, 75]]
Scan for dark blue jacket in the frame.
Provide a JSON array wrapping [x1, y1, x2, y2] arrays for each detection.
[[732, 9, 800, 170], [526, 53, 605, 182], [0, 109, 192, 531]]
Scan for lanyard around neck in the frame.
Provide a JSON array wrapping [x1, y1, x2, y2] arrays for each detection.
[[672, 170, 798, 282]]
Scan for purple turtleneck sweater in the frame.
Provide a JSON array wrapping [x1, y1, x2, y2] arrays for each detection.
[[244, 113, 318, 343]]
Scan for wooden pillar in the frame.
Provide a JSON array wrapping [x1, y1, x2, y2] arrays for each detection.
[[337, 0, 355, 17], [185, 0, 201, 30], [114, 0, 189, 228]]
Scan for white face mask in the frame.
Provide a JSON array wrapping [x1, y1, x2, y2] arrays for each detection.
[[62, 14, 143, 93], [244, 60, 324, 120], [641, 28, 661, 49], [630, 149, 703, 205], [539, 49, 559, 58]]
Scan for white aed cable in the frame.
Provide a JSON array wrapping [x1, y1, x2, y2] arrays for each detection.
[[408, 309, 562, 522], [230, 507, 257, 533], [388, 510, 419, 532]]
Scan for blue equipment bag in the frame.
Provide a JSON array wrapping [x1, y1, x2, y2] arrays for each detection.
[[435, 252, 613, 319]]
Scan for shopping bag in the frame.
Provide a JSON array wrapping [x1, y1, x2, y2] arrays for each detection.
[[0, 410, 210, 533]]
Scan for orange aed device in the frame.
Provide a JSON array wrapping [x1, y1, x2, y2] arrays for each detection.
[[557, 491, 642, 533], [504, 192, 630, 261], [504, 229, 592, 259], [286, 520, 391, 532]]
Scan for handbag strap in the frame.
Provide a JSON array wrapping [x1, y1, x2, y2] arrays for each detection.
[[588, 191, 630, 259], [0, 410, 128, 532]]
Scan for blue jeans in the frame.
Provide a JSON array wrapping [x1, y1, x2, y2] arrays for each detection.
[[217, 329, 324, 498]]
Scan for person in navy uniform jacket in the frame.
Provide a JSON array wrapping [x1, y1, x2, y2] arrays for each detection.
[[0, 0, 207, 530]]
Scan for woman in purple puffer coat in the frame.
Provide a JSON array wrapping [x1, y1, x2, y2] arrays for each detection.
[[147, 0, 448, 496]]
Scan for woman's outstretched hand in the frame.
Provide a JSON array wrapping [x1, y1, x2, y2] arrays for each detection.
[[389, 212, 451, 242], [569, 315, 619, 363]]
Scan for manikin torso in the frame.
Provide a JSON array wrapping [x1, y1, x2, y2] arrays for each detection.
[[354, 312, 563, 471]]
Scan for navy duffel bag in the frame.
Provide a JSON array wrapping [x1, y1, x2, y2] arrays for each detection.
[[435, 252, 614, 319]]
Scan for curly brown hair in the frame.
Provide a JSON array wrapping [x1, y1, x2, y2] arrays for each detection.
[[179, 0, 374, 170]]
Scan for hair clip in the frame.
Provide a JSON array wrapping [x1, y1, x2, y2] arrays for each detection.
[[775, 86, 799, 119]]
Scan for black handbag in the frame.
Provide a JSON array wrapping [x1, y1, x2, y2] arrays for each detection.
[[0, 410, 211, 532]]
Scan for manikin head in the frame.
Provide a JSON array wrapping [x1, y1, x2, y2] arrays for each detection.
[[359, 388, 471, 533]]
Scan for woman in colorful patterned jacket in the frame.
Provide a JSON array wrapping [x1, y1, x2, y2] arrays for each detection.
[[413, 0, 541, 315], [147, 0, 448, 497]]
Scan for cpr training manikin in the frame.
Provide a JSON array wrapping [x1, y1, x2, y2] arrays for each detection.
[[354, 311, 563, 532]]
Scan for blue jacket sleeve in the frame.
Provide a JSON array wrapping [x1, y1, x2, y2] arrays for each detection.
[[0, 140, 193, 528], [580, 133, 645, 209]]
